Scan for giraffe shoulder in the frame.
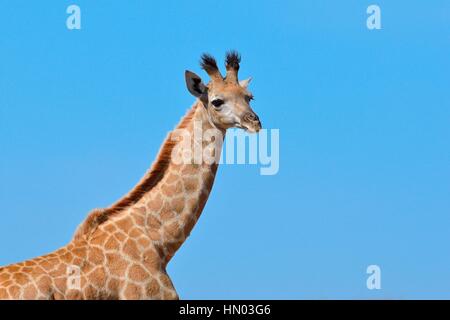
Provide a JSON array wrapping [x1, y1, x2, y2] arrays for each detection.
[[72, 208, 108, 241]]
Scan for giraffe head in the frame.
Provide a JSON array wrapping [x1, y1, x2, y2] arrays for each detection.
[[185, 51, 261, 133]]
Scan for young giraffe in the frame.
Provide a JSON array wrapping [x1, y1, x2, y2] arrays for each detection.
[[0, 52, 261, 300]]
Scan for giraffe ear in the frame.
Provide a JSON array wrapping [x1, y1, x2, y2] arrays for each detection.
[[185, 70, 207, 98], [239, 77, 252, 88]]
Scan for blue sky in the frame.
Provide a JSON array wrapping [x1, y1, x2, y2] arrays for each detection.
[[1, 1, 449, 299]]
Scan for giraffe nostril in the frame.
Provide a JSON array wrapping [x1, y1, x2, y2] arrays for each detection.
[[244, 113, 258, 122]]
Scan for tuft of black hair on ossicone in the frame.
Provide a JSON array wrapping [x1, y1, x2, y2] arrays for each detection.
[[200, 53, 219, 74], [225, 50, 241, 70]]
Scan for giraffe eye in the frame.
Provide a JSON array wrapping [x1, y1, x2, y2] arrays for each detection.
[[211, 99, 224, 108]]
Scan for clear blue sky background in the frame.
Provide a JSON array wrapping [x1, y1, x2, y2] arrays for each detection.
[[1, 1, 449, 299]]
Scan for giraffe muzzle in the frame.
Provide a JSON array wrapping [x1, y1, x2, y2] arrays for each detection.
[[242, 112, 262, 133]]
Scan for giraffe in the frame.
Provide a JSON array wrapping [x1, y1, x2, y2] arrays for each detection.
[[0, 52, 261, 300]]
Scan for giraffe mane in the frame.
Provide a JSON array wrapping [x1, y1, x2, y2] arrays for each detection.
[[73, 103, 199, 241]]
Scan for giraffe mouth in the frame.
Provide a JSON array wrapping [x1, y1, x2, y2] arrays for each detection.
[[244, 126, 258, 133], [237, 122, 261, 133]]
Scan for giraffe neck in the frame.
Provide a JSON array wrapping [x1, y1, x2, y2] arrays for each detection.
[[130, 101, 225, 264], [0, 101, 225, 300]]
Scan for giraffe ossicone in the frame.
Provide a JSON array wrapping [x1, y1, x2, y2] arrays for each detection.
[[0, 51, 261, 300]]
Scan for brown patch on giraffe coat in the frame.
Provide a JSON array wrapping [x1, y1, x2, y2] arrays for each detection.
[[135, 206, 146, 215], [22, 266, 33, 273], [172, 196, 185, 213], [88, 266, 107, 288], [181, 164, 200, 175], [72, 247, 87, 258], [161, 200, 172, 211], [14, 273, 29, 286], [0, 272, 11, 283], [122, 239, 139, 259], [61, 251, 74, 264], [90, 231, 109, 246], [147, 215, 162, 229], [147, 194, 163, 211], [8, 265, 20, 272], [183, 177, 199, 192], [163, 222, 181, 239], [106, 253, 127, 277], [104, 223, 117, 233], [149, 229, 161, 241], [160, 208, 176, 221], [162, 181, 183, 197], [83, 285, 98, 299], [23, 284, 38, 299], [2, 280, 13, 287], [115, 217, 133, 232], [105, 235, 120, 250], [128, 264, 148, 282], [83, 260, 97, 274], [165, 173, 179, 184], [170, 164, 183, 172], [24, 260, 36, 267], [41, 258, 58, 270], [66, 289, 83, 300], [137, 237, 151, 249], [128, 227, 142, 238], [8, 285, 21, 298], [88, 247, 105, 265], [124, 283, 142, 299], [133, 214, 145, 226], [50, 264, 67, 277], [54, 277, 67, 294], [31, 265, 46, 275], [0, 288, 8, 299], [114, 231, 127, 242], [73, 257, 83, 266], [53, 292, 65, 300], [107, 278, 120, 292], [145, 278, 160, 297], [186, 197, 199, 212], [143, 249, 160, 268]]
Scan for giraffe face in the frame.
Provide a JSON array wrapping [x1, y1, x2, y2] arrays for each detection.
[[184, 52, 262, 133], [205, 80, 261, 133]]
